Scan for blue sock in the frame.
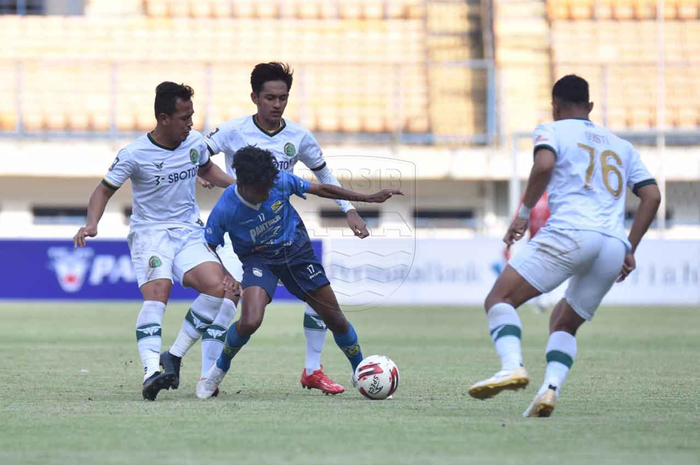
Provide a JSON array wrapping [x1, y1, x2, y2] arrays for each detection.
[[333, 322, 364, 372], [216, 324, 250, 372]]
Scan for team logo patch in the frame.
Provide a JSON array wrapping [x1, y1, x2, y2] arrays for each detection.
[[190, 148, 199, 165], [253, 267, 263, 277], [109, 157, 120, 171], [148, 256, 162, 268], [271, 200, 283, 213], [284, 142, 296, 157], [152, 161, 164, 170], [345, 344, 361, 357]]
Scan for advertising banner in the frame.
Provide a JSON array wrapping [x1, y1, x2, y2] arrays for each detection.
[[325, 238, 700, 308], [0, 239, 320, 301]]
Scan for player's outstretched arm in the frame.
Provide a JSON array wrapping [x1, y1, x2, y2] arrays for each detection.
[[73, 183, 116, 248], [618, 183, 661, 282], [198, 160, 235, 188], [307, 183, 403, 203], [504, 147, 555, 246]]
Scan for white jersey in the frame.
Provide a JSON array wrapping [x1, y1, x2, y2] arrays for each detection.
[[103, 131, 211, 231], [205, 116, 325, 177], [533, 118, 655, 250]]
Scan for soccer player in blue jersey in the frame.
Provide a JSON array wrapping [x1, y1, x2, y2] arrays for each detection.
[[195, 146, 402, 398]]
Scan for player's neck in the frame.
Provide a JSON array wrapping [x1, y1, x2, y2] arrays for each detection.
[[254, 114, 282, 134], [149, 128, 180, 150], [556, 110, 590, 122]]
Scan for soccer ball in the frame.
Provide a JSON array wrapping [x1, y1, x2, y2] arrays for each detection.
[[354, 355, 400, 400]]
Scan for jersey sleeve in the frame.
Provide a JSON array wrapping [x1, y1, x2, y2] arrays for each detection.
[[284, 172, 311, 199], [532, 124, 559, 158], [627, 149, 657, 196], [298, 131, 325, 170], [204, 199, 228, 247], [204, 123, 228, 156], [103, 148, 136, 189], [196, 135, 211, 167], [205, 120, 241, 157]]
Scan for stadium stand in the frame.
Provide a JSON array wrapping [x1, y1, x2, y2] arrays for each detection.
[[0, 14, 428, 134]]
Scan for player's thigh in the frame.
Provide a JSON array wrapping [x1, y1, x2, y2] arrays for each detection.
[[127, 229, 176, 291], [173, 229, 221, 292], [218, 235, 243, 280], [240, 257, 279, 302], [277, 246, 331, 303], [565, 234, 626, 321], [505, 227, 581, 301]]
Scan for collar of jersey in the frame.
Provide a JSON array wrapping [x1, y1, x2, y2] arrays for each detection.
[[235, 185, 262, 210], [566, 117, 591, 121], [148, 132, 181, 151], [252, 115, 286, 137]]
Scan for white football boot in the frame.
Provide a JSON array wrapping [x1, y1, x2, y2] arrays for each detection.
[[523, 386, 557, 418], [468, 366, 529, 400], [196, 364, 227, 399]]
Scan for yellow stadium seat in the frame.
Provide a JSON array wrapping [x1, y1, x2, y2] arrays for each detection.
[[634, 0, 656, 19], [679, 0, 699, 19], [677, 107, 699, 128], [212, 0, 232, 18], [572, 0, 595, 19], [595, 0, 614, 19]]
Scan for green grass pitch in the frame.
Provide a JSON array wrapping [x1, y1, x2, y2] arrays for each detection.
[[0, 302, 698, 465]]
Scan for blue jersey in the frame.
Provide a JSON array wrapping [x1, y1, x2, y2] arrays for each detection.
[[205, 171, 311, 260]]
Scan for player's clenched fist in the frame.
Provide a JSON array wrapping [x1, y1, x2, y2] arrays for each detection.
[[503, 217, 529, 247], [73, 224, 98, 248]]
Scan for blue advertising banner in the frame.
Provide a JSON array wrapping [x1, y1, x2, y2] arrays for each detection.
[[0, 239, 321, 300]]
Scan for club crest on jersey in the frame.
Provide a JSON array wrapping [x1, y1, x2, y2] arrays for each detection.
[[284, 142, 296, 157], [148, 256, 162, 268], [253, 268, 263, 277], [47, 247, 95, 293], [271, 200, 283, 213], [189, 149, 199, 165]]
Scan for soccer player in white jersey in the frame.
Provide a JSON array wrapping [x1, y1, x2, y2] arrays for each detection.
[[468, 75, 661, 417], [73, 82, 236, 401], [170, 62, 367, 395]]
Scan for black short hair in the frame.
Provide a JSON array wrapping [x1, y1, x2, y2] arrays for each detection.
[[250, 62, 293, 95], [552, 75, 590, 106], [233, 146, 280, 189], [154, 82, 194, 118]]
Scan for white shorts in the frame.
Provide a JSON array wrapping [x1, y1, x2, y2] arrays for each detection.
[[509, 227, 626, 321], [127, 227, 219, 288], [217, 234, 244, 280]]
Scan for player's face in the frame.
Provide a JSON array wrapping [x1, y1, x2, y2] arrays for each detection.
[[163, 99, 194, 142], [252, 80, 289, 128], [241, 184, 273, 204]]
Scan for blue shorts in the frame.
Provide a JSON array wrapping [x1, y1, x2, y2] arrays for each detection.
[[240, 240, 330, 302]]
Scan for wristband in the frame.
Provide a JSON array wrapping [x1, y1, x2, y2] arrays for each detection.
[[517, 204, 531, 220]]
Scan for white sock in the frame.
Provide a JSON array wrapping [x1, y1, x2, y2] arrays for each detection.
[[201, 298, 237, 377], [169, 294, 223, 358], [487, 303, 523, 371], [540, 331, 577, 395], [136, 300, 166, 381], [303, 303, 327, 375]]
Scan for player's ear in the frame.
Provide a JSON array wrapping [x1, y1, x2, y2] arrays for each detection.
[[251, 92, 258, 105], [156, 112, 169, 126], [588, 101, 594, 114]]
